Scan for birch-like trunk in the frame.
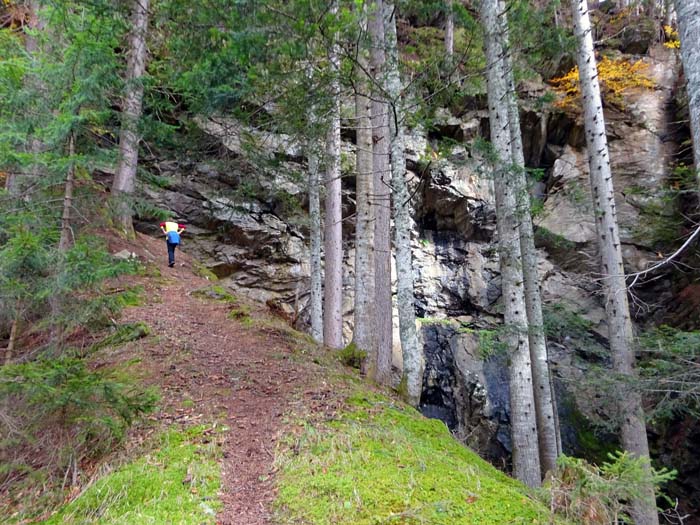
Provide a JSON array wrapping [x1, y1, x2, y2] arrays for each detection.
[[4, 315, 18, 365], [385, 2, 423, 406], [323, 3, 344, 350], [354, 27, 376, 373], [112, 0, 150, 238], [445, 0, 454, 63], [308, 144, 323, 343], [674, 0, 700, 187], [369, 0, 393, 384], [498, 0, 560, 476], [571, 2, 659, 523], [664, 0, 675, 26], [481, 0, 541, 488]]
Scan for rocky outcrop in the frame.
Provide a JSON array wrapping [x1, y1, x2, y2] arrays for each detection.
[[536, 46, 679, 276]]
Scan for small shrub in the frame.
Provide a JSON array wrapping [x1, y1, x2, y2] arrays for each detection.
[[338, 342, 366, 369], [0, 358, 158, 491], [546, 452, 675, 524], [90, 322, 150, 352]]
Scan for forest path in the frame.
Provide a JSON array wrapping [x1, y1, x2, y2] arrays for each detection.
[[109, 232, 316, 525]]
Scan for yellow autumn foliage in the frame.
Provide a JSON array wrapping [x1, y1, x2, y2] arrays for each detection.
[[663, 25, 680, 49], [550, 56, 654, 110]]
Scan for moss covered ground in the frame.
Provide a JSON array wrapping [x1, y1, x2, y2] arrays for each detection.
[[275, 390, 554, 525], [40, 425, 222, 525]]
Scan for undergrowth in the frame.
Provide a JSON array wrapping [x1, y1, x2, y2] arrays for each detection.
[[0, 357, 159, 523]]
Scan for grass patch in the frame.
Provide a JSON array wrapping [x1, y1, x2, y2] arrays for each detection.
[[191, 285, 237, 303], [227, 305, 252, 326], [90, 322, 150, 352], [40, 425, 223, 525], [192, 261, 218, 281], [274, 391, 554, 525]]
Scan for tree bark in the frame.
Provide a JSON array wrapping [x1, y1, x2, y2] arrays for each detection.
[[385, 1, 423, 406], [354, 20, 376, 373], [674, 0, 700, 187], [308, 144, 323, 343], [4, 316, 18, 365], [445, 0, 454, 63], [111, 0, 150, 238], [481, 0, 541, 488], [571, 2, 659, 523], [58, 134, 75, 252], [369, 0, 393, 385], [498, 0, 560, 476], [323, 1, 344, 350]]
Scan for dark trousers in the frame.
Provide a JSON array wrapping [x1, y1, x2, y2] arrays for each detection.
[[167, 241, 178, 266]]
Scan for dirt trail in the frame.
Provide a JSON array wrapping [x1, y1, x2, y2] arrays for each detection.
[[110, 233, 314, 525]]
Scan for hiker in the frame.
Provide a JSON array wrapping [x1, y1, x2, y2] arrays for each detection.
[[160, 220, 186, 267]]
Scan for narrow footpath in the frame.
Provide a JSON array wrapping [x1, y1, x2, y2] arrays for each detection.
[[109, 233, 316, 525]]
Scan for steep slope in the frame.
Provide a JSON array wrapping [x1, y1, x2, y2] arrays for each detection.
[[35, 232, 555, 524]]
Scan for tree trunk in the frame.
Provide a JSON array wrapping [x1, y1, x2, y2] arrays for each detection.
[[674, 0, 700, 187], [111, 0, 150, 238], [571, 2, 659, 523], [4, 316, 18, 365], [385, 1, 423, 406], [369, 0, 393, 385], [354, 21, 376, 373], [499, 0, 560, 476], [481, 0, 542, 488], [323, 2, 344, 350], [445, 0, 454, 63], [58, 134, 75, 252], [308, 144, 323, 343], [664, 0, 674, 26]]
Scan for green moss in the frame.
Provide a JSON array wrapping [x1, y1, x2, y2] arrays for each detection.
[[192, 261, 218, 281], [192, 285, 236, 303], [417, 317, 454, 326], [40, 425, 222, 525], [275, 393, 553, 524], [228, 305, 252, 326], [563, 399, 618, 465], [338, 342, 366, 369]]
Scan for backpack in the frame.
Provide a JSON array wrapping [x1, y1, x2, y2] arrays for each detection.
[[166, 230, 180, 245]]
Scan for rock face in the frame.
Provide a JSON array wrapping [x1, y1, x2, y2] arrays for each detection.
[[135, 43, 697, 512]]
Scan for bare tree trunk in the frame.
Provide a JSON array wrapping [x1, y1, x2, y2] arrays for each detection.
[[385, 1, 423, 406], [369, 0, 393, 384], [445, 0, 454, 63], [308, 144, 323, 343], [499, 0, 560, 476], [111, 0, 150, 238], [354, 20, 376, 373], [571, 2, 659, 523], [481, 0, 542, 488], [674, 0, 700, 187], [323, 1, 344, 350], [58, 134, 75, 252], [4, 316, 18, 365]]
